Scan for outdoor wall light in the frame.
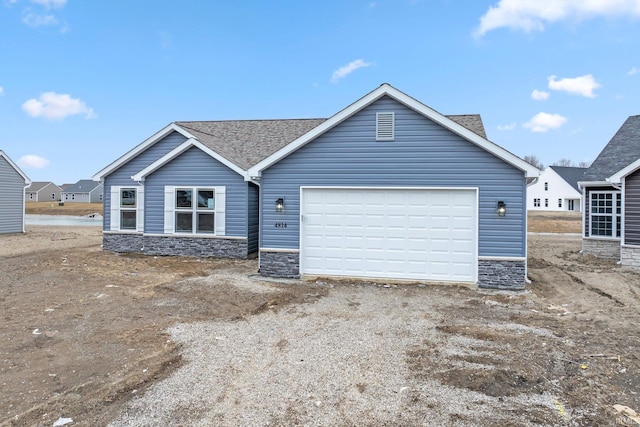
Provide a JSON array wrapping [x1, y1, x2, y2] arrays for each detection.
[[496, 201, 507, 217], [275, 198, 285, 212]]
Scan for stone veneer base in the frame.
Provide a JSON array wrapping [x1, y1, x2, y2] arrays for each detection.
[[621, 245, 640, 269], [477, 259, 526, 291], [103, 233, 249, 259], [582, 238, 620, 260], [260, 251, 526, 291]]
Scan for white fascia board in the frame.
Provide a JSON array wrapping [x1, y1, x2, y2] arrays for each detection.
[[0, 150, 31, 184], [608, 158, 640, 184], [92, 123, 196, 182], [131, 138, 247, 182], [247, 83, 540, 178], [577, 180, 614, 188]]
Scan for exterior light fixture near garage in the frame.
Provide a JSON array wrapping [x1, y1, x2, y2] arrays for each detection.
[[496, 201, 506, 217], [275, 198, 285, 212]]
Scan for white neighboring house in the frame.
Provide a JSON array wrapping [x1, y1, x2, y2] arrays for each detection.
[[527, 166, 586, 212]]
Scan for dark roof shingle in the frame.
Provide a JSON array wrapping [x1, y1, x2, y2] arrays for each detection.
[[583, 115, 640, 181]]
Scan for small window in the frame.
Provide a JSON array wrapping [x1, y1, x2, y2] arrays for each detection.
[[558, 199, 562, 208], [533, 198, 540, 207], [544, 198, 548, 207], [376, 112, 395, 141], [544, 182, 548, 191], [51, 193, 55, 200], [120, 188, 137, 230], [29, 193, 33, 200]]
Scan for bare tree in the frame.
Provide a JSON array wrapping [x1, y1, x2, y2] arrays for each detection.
[[523, 154, 544, 169], [578, 160, 592, 168], [553, 158, 575, 167]]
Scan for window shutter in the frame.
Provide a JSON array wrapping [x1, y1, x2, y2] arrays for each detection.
[[376, 112, 394, 141], [164, 186, 175, 234], [110, 186, 120, 231], [215, 186, 226, 236], [136, 186, 145, 232]]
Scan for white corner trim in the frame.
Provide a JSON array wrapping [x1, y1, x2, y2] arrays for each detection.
[[608, 157, 640, 183], [247, 83, 540, 178], [131, 139, 247, 181], [93, 123, 196, 181]]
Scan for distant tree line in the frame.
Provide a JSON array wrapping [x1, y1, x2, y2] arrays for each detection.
[[523, 154, 591, 170]]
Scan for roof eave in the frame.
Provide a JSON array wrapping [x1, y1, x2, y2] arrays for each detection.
[[248, 83, 540, 178]]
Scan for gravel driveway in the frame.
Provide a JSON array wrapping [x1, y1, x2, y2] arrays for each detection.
[[108, 279, 558, 427]]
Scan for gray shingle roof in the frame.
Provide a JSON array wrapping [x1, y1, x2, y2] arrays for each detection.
[[175, 114, 487, 170], [63, 179, 101, 193], [583, 115, 640, 181], [26, 181, 55, 192], [549, 166, 587, 192]]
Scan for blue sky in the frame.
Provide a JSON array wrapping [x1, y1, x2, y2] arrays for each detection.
[[1, 0, 639, 184]]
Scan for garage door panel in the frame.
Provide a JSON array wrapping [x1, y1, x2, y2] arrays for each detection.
[[301, 188, 477, 282]]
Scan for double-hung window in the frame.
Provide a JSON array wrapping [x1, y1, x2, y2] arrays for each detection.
[[533, 198, 540, 207], [590, 191, 621, 238], [110, 186, 144, 232], [165, 186, 225, 235]]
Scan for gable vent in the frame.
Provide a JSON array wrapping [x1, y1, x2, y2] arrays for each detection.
[[376, 112, 395, 141]]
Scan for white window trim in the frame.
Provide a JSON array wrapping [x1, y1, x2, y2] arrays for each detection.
[[164, 186, 225, 236], [109, 186, 144, 232], [588, 191, 621, 239]]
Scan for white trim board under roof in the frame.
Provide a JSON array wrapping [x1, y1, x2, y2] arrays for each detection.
[[93, 123, 196, 181], [248, 83, 540, 179], [131, 138, 246, 182], [608, 157, 640, 184]]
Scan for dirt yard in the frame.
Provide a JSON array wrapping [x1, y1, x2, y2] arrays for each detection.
[[1, 212, 639, 426], [26, 202, 103, 217]]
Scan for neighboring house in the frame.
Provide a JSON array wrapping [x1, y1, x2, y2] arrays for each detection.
[[0, 150, 31, 234], [527, 166, 586, 212], [93, 83, 539, 290], [61, 180, 103, 203], [579, 115, 640, 267], [26, 181, 62, 202]]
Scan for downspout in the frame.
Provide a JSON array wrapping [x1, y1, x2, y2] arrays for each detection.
[[523, 176, 539, 285]]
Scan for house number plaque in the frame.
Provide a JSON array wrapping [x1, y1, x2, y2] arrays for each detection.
[[274, 222, 288, 228]]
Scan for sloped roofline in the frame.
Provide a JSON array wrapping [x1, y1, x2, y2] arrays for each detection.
[[131, 138, 246, 182], [247, 83, 539, 178], [608, 157, 640, 183], [93, 123, 196, 181], [0, 150, 31, 185]]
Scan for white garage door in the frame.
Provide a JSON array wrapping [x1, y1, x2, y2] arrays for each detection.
[[301, 188, 477, 282]]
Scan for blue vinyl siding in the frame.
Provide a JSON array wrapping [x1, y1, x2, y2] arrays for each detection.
[[103, 132, 188, 231], [144, 147, 248, 237], [248, 183, 259, 253], [0, 156, 26, 234], [260, 96, 527, 257]]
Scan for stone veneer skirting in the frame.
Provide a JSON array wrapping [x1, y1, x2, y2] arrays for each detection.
[[259, 250, 300, 278], [260, 251, 527, 291], [477, 259, 526, 291], [582, 238, 620, 260], [621, 245, 640, 269], [103, 233, 249, 259]]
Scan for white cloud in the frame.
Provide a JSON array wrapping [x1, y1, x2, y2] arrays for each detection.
[[22, 92, 96, 120], [523, 112, 568, 133], [330, 59, 373, 83], [629, 67, 639, 76], [531, 89, 550, 101], [30, 0, 66, 8], [474, 0, 640, 37], [22, 11, 58, 27], [497, 123, 517, 131], [547, 74, 601, 97], [18, 154, 49, 169]]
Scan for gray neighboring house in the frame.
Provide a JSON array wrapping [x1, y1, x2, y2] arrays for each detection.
[[94, 83, 539, 290], [579, 115, 640, 266], [26, 181, 62, 202], [0, 150, 31, 234], [61, 180, 103, 203]]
